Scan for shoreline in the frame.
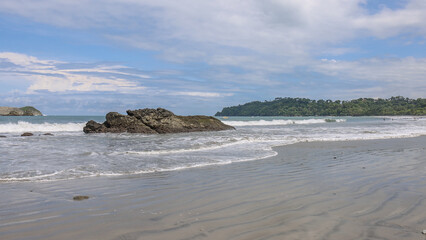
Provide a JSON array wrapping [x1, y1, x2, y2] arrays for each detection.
[[1, 136, 426, 239], [1, 134, 425, 183]]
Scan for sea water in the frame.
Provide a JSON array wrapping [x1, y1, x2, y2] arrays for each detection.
[[0, 115, 425, 182]]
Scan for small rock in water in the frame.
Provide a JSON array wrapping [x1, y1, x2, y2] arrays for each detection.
[[73, 195, 89, 201], [43, 133, 54, 136], [21, 132, 33, 136], [333, 156, 337, 159], [0, 135, 6, 138], [422, 230, 426, 234]]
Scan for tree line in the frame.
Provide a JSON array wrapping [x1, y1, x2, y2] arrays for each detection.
[[215, 96, 426, 116]]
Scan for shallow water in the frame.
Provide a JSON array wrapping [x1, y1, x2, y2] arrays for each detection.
[[0, 137, 425, 240], [0, 115, 425, 181]]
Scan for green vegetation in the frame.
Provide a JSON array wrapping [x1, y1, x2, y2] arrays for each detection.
[[19, 106, 43, 116], [215, 96, 426, 116]]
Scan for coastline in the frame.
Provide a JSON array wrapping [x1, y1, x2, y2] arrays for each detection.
[[1, 136, 426, 240]]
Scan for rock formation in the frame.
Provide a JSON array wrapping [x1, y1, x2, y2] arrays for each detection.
[[0, 106, 42, 116], [84, 108, 235, 134]]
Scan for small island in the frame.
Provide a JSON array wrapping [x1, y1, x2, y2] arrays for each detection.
[[84, 108, 234, 134], [215, 96, 426, 116], [0, 106, 43, 116]]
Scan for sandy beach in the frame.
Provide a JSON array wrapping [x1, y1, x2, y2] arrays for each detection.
[[1, 136, 426, 240]]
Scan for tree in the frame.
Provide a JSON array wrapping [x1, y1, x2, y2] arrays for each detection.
[[215, 97, 426, 116]]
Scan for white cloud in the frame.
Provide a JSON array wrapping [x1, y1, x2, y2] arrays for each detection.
[[354, 0, 426, 38], [312, 57, 426, 98], [0, 52, 148, 93], [314, 57, 426, 83], [0, 0, 425, 102], [1, 0, 425, 71], [0, 52, 238, 101], [1, 1, 425, 60], [172, 91, 233, 98], [0, 52, 62, 68]]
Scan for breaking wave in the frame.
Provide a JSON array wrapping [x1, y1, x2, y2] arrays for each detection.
[[0, 121, 85, 133], [223, 118, 346, 127]]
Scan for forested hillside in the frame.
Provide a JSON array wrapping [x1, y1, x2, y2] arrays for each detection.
[[215, 96, 426, 116]]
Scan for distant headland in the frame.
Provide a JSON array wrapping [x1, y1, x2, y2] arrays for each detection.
[[215, 96, 426, 116], [0, 106, 43, 116]]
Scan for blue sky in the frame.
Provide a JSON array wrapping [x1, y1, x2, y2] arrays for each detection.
[[0, 0, 425, 115]]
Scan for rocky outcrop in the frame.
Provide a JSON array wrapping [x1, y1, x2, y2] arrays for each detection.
[[0, 106, 42, 116], [83, 108, 235, 134]]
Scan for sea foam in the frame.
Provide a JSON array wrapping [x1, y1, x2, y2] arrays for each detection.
[[223, 118, 345, 127], [0, 121, 85, 133]]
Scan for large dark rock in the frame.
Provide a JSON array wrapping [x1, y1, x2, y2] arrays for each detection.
[[103, 112, 157, 134], [84, 108, 235, 134]]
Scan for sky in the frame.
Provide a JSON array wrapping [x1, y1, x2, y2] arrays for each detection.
[[0, 0, 425, 115]]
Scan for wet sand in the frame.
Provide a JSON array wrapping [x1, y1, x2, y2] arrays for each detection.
[[1, 136, 426, 240]]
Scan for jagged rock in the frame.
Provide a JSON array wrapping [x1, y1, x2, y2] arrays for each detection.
[[84, 108, 235, 134], [103, 112, 157, 133], [83, 120, 107, 133], [21, 132, 34, 136], [0, 106, 42, 116]]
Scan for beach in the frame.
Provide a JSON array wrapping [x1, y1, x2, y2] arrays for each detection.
[[1, 1, 426, 239], [1, 136, 426, 240]]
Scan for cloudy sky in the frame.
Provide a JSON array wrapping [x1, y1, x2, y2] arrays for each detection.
[[0, 0, 425, 115]]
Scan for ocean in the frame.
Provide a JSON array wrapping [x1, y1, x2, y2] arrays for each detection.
[[0, 115, 425, 182]]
